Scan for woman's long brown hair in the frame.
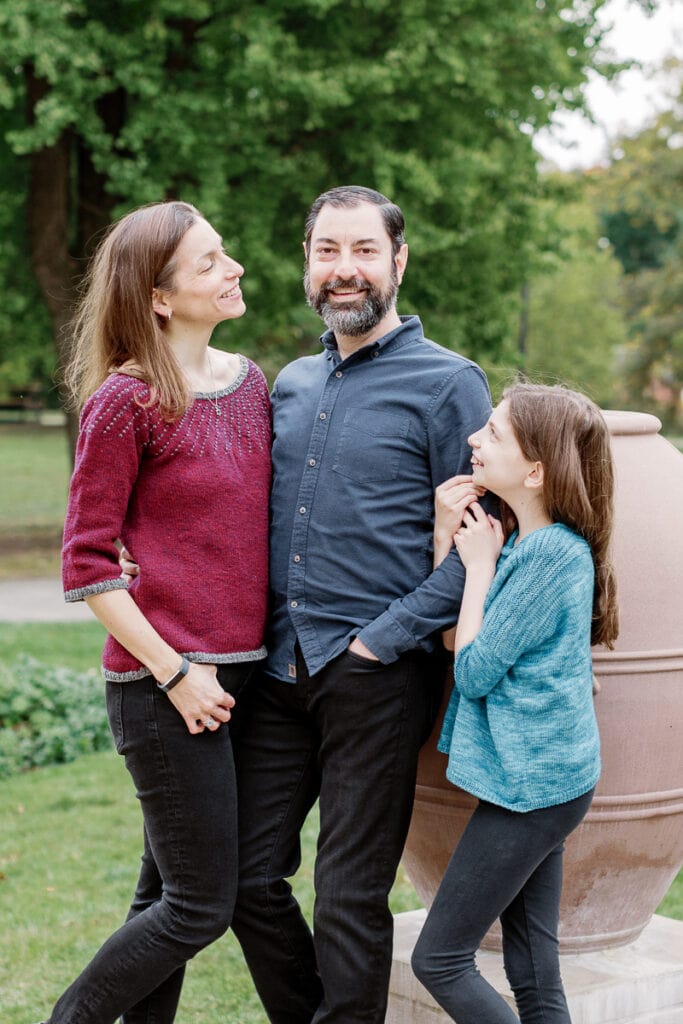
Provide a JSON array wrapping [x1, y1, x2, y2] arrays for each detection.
[[64, 201, 201, 419], [502, 383, 619, 649]]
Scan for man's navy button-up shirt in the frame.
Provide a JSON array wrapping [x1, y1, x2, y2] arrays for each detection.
[[266, 316, 492, 682]]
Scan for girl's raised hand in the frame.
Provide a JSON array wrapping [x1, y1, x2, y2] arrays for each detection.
[[453, 503, 504, 570], [433, 475, 486, 568], [434, 475, 485, 539]]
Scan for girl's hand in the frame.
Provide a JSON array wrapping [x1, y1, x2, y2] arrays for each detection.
[[434, 475, 485, 567], [453, 503, 504, 571], [167, 663, 236, 735]]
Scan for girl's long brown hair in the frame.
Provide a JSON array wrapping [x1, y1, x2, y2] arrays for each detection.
[[502, 383, 619, 649], [64, 201, 201, 419]]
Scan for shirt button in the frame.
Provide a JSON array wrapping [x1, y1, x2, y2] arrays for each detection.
[[299, 506, 306, 514], [293, 555, 301, 563], [372, 351, 379, 358], [335, 371, 343, 378], [308, 458, 317, 467], [290, 600, 298, 608], [319, 412, 327, 420]]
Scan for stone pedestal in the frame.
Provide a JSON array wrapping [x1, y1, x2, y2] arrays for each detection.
[[388, 911, 683, 1023]]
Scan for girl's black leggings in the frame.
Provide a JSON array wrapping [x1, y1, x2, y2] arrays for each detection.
[[412, 788, 595, 1024]]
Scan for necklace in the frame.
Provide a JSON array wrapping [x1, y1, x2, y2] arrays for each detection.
[[208, 350, 222, 417]]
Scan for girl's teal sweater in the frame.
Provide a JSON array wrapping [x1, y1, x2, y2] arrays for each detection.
[[438, 523, 601, 812]]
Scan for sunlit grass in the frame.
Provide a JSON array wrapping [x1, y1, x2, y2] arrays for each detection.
[[0, 751, 270, 1023], [0, 621, 105, 672], [0, 425, 69, 577]]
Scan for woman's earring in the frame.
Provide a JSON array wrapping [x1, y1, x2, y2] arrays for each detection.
[[167, 310, 173, 321]]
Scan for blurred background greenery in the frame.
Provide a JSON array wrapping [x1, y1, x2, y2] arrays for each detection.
[[0, 0, 681, 453]]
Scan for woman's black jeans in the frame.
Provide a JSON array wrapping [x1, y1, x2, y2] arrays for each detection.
[[411, 788, 595, 1024], [46, 663, 253, 1024]]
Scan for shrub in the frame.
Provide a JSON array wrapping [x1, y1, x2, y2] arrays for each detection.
[[0, 654, 112, 777]]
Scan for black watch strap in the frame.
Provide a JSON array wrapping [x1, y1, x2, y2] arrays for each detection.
[[157, 656, 190, 692]]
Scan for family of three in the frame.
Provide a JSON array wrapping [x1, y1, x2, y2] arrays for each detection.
[[41, 185, 618, 1024]]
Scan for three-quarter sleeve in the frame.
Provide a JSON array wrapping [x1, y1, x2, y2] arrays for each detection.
[[62, 377, 150, 602]]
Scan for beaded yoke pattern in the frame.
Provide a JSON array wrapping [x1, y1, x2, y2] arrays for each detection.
[[62, 357, 272, 681]]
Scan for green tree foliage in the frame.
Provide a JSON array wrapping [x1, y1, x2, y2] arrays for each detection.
[[617, 234, 683, 429], [600, 207, 678, 275], [594, 75, 683, 426], [0, 0, 632, 438], [522, 194, 628, 407], [0, 113, 54, 398]]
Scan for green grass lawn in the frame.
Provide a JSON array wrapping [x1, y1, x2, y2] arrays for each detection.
[[0, 620, 105, 672], [1, 741, 681, 1024], [0, 424, 70, 577], [1, 617, 681, 1019], [0, 751, 271, 1024], [0, 747, 421, 1024]]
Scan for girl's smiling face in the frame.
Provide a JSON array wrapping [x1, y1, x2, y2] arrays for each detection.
[[468, 400, 540, 502]]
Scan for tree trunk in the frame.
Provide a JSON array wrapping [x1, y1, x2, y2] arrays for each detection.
[[25, 69, 120, 463], [26, 69, 79, 458], [517, 280, 529, 362]]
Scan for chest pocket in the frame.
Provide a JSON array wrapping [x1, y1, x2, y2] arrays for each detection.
[[332, 409, 410, 482]]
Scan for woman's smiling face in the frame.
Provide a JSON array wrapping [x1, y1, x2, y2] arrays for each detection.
[[160, 218, 246, 327]]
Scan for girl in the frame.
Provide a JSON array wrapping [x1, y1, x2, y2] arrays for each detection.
[[42, 201, 271, 1024], [411, 383, 619, 1023]]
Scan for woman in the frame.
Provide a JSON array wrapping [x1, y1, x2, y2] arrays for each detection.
[[412, 383, 618, 1023], [43, 201, 271, 1024]]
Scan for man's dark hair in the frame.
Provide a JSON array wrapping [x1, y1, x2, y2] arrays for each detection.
[[304, 186, 406, 257]]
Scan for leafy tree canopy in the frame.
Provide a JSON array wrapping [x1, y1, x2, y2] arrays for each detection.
[[597, 65, 683, 275], [591, 69, 683, 426], [0, 0, 642, 427], [521, 193, 628, 407]]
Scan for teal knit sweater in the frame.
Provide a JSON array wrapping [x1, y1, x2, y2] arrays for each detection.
[[438, 523, 601, 812]]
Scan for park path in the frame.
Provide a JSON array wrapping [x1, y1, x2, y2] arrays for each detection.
[[0, 577, 91, 622]]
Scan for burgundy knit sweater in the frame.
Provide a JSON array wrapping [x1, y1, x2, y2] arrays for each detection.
[[62, 357, 272, 681]]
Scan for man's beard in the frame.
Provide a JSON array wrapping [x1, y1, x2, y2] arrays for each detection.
[[304, 267, 399, 336]]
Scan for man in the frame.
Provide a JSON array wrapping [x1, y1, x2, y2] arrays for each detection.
[[231, 186, 492, 1024]]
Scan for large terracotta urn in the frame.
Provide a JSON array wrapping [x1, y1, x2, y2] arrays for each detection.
[[402, 410, 683, 952]]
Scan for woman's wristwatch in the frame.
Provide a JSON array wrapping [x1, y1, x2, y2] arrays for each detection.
[[157, 656, 190, 692]]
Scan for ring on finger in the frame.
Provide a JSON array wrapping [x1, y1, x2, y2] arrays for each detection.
[[203, 716, 217, 728]]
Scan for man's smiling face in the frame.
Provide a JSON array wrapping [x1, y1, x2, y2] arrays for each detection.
[[304, 201, 406, 338]]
